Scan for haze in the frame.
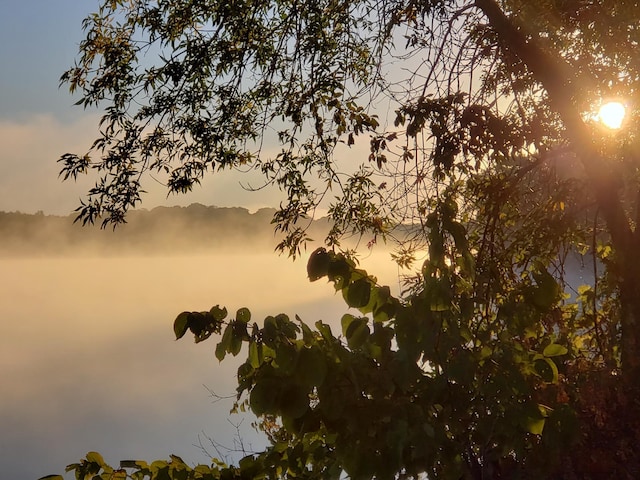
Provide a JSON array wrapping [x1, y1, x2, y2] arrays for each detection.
[[0, 209, 405, 479]]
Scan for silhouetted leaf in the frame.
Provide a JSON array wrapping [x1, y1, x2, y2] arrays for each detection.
[[307, 248, 331, 281], [173, 311, 190, 340]]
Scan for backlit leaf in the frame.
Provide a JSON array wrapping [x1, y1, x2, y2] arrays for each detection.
[[543, 343, 568, 357]]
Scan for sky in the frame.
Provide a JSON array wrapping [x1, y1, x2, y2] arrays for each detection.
[[0, 0, 285, 216]]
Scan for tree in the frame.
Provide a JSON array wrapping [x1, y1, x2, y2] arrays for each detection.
[[49, 0, 640, 478]]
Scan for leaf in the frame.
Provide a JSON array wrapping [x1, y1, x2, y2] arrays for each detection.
[[524, 416, 546, 435], [215, 342, 227, 362], [275, 342, 299, 374], [296, 345, 327, 387], [188, 312, 208, 339], [299, 318, 315, 345], [531, 269, 560, 310], [275, 313, 299, 339], [229, 322, 244, 356], [316, 321, 335, 342], [169, 454, 186, 465], [280, 384, 309, 419], [307, 247, 331, 281], [173, 311, 190, 340], [327, 256, 352, 288], [344, 277, 372, 308], [86, 451, 106, 467], [216, 324, 233, 362], [263, 316, 278, 348], [236, 307, 251, 323], [346, 317, 370, 349], [250, 380, 280, 416], [37, 476, 64, 480], [534, 357, 559, 383], [341, 314, 357, 337], [210, 305, 228, 321], [543, 343, 568, 357], [249, 341, 262, 368]]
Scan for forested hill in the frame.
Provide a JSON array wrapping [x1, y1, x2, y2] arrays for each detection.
[[0, 204, 330, 256]]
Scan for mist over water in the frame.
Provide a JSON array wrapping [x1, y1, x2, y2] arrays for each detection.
[[0, 205, 594, 480], [1, 241, 403, 480]]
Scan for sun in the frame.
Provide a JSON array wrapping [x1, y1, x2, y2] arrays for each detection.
[[597, 101, 626, 129]]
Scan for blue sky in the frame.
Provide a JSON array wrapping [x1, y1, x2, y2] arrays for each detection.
[[0, 0, 286, 215], [0, 1, 89, 121]]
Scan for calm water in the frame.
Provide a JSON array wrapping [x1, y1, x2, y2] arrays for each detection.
[[0, 252, 401, 479]]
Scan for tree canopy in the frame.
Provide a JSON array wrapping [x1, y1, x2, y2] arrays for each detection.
[[48, 0, 640, 478]]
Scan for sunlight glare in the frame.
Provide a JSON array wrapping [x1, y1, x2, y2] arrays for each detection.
[[597, 101, 626, 129]]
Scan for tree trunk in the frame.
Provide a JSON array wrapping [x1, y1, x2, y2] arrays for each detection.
[[474, 0, 640, 387]]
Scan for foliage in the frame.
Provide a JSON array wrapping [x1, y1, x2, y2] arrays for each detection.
[[50, 0, 640, 478]]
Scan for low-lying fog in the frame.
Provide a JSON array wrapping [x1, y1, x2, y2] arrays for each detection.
[[1, 245, 403, 479]]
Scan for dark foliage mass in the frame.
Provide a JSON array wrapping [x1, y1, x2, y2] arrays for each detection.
[[44, 0, 640, 479]]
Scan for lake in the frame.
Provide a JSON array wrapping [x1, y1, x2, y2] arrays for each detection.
[[0, 251, 402, 479]]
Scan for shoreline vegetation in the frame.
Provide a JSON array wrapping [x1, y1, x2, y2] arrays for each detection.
[[0, 203, 332, 256]]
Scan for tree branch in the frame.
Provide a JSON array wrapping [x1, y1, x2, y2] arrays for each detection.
[[473, 0, 633, 254]]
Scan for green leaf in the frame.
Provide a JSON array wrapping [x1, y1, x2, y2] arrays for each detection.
[[169, 454, 186, 466], [229, 320, 248, 356], [216, 324, 233, 362], [236, 307, 251, 323], [187, 312, 207, 339], [173, 311, 190, 340], [341, 313, 357, 337], [524, 416, 546, 435], [263, 316, 278, 348], [327, 256, 352, 288], [316, 321, 334, 342], [299, 318, 315, 345], [250, 380, 280, 416], [543, 343, 568, 357], [120, 460, 146, 468], [275, 342, 299, 374], [344, 277, 372, 308], [296, 345, 327, 387], [346, 317, 370, 349], [447, 220, 468, 252], [275, 313, 299, 339], [210, 305, 228, 321], [249, 341, 262, 368], [86, 451, 106, 467], [37, 476, 64, 480]]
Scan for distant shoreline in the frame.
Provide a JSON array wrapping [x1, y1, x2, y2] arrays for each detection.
[[0, 204, 296, 256]]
